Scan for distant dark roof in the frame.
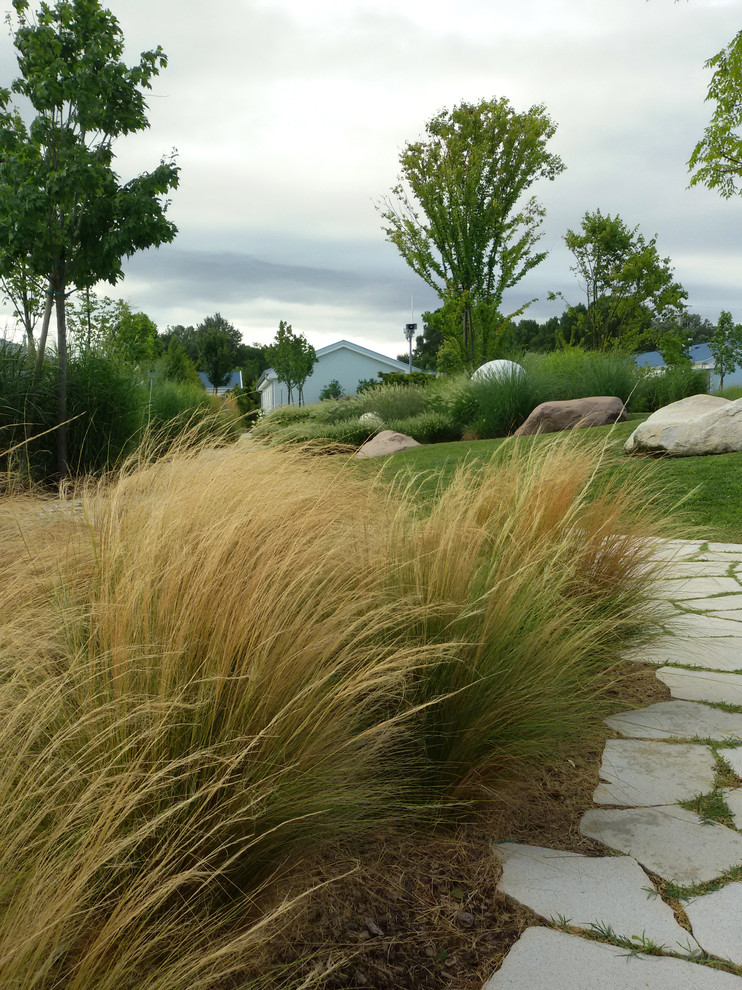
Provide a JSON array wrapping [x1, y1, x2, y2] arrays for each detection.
[[198, 370, 243, 390], [635, 343, 713, 368]]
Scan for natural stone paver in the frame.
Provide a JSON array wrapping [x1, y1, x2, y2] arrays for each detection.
[[626, 638, 742, 670], [605, 700, 742, 741], [705, 543, 742, 555], [482, 928, 741, 989], [593, 739, 716, 806], [667, 614, 742, 637], [658, 560, 740, 577], [579, 806, 742, 884], [646, 539, 708, 558], [650, 578, 742, 600], [484, 539, 742, 989], [685, 882, 742, 965], [657, 667, 742, 706], [680, 594, 742, 612], [493, 843, 694, 950], [722, 748, 742, 779], [722, 788, 742, 827]]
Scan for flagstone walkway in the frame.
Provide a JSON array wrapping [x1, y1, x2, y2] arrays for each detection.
[[483, 540, 742, 988]]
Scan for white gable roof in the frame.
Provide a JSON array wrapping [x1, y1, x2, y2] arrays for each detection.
[[315, 339, 415, 372]]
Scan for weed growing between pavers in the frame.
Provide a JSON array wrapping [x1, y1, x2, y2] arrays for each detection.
[[679, 789, 735, 827]]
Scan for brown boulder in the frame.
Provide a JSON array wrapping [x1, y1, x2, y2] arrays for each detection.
[[514, 396, 627, 437], [355, 430, 421, 459]]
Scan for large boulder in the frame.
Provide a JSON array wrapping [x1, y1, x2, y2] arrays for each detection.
[[624, 394, 742, 456], [513, 396, 627, 437], [471, 359, 525, 382], [355, 430, 421, 459]]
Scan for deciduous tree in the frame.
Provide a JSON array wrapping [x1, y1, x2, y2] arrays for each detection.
[[378, 97, 565, 369], [0, 0, 179, 476], [710, 310, 742, 389], [268, 321, 317, 406], [689, 30, 742, 199], [560, 210, 687, 351]]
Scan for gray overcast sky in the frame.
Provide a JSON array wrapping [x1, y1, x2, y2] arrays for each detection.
[[2, 0, 741, 356]]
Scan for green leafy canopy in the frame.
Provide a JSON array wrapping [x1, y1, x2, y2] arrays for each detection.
[[378, 97, 565, 369]]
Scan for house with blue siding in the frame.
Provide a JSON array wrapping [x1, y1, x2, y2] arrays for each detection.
[[256, 340, 423, 413], [635, 343, 742, 391]]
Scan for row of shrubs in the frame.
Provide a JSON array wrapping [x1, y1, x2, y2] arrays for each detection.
[[253, 348, 710, 447], [0, 436, 674, 988], [0, 345, 242, 484]]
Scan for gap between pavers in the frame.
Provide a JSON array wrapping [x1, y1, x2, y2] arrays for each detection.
[[593, 739, 716, 807], [493, 843, 696, 952], [482, 928, 742, 990], [579, 805, 742, 885], [605, 700, 742, 741]]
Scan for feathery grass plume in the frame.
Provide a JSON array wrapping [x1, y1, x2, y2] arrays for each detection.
[[0, 428, 676, 984], [0, 442, 427, 988], [383, 429, 675, 796]]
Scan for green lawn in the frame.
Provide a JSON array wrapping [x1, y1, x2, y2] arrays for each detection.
[[356, 419, 742, 544]]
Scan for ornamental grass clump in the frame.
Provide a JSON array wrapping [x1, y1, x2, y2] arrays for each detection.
[[384, 431, 672, 795], [0, 431, 673, 985], [0, 446, 423, 989]]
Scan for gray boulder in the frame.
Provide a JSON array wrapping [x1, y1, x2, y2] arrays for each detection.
[[514, 396, 627, 437], [355, 430, 421, 459], [625, 394, 742, 456]]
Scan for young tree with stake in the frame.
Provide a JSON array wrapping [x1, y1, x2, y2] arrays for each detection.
[[0, 0, 179, 477]]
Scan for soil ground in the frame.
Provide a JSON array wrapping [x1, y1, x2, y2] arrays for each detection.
[[254, 663, 669, 990]]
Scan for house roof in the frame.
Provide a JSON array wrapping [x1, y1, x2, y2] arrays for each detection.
[[256, 340, 423, 388], [314, 339, 421, 371], [635, 343, 713, 369]]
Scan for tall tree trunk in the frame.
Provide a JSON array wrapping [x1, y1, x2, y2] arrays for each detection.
[[55, 288, 68, 481], [32, 288, 54, 385]]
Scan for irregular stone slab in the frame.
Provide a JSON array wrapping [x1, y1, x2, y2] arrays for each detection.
[[482, 928, 741, 989], [705, 542, 742, 554], [593, 739, 715, 806], [624, 394, 742, 457], [666, 614, 742, 637], [645, 541, 707, 562], [354, 429, 420, 459], [651, 577, 742, 600], [606, 700, 742, 740], [580, 805, 742, 884], [659, 560, 738, 577], [685, 882, 742, 965], [722, 788, 742, 827], [494, 843, 694, 950], [721, 748, 742, 779], [657, 667, 742, 706], [681, 594, 742, 612], [625, 639, 742, 672], [513, 396, 626, 437]]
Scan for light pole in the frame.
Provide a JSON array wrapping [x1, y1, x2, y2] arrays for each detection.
[[404, 323, 416, 373]]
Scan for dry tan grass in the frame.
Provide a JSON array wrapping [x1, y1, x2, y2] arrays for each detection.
[[0, 433, 678, 988]]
